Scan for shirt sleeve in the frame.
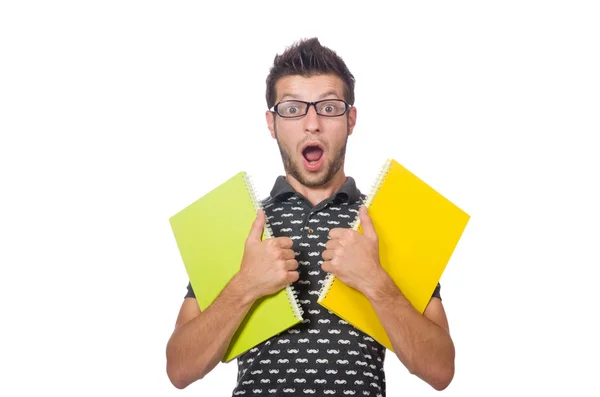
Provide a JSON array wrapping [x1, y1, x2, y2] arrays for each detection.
[[184, 281, 196, 299], [431, 282, 442, 300]]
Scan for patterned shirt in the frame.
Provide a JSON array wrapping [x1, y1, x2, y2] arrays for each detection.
[[185, 176, 441, 396]]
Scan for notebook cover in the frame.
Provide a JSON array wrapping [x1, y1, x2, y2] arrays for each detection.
[[317, 159, 470, 351], [169, 172, 303, 362]]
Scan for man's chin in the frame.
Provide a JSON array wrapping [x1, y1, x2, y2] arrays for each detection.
[[292, 167, 332, 188]]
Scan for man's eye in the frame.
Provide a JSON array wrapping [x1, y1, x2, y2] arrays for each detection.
[[319, 102, 339, 114]]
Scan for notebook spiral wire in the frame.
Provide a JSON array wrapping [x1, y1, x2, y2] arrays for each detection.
[[318, 158, 393, 302], [242, 172, 304, 320], [361, 158, 393, 215]]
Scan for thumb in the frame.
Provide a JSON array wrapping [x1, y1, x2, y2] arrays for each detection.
[[359, 206, 377, 240], [248, 209, 266, 242]]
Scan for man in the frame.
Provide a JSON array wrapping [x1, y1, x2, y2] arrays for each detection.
[[166, 38, 455, 396]]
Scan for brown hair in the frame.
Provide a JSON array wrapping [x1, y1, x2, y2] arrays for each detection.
[[265, 37, 355, 109]]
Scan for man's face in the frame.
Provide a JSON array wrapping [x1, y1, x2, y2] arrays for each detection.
[[266, 74, 357, 188]]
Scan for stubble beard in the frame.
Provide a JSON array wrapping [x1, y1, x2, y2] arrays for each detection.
[[274, 123, 349, 188]]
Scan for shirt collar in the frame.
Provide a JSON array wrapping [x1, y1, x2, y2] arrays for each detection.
[[269, 175, 362, 203]]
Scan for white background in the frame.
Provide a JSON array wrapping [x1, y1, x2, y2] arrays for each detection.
[[1, 1, 599, 396]]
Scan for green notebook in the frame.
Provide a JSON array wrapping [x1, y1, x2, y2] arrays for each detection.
[[169, 171, 304, 363]]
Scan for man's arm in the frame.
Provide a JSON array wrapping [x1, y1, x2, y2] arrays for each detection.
[[166, 275, 256, 389], [362, 274, 455, 391], [166, 210, 299, 389], [323, 206, 455, 390]]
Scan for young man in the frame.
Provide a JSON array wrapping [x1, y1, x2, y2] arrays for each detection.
[[166, 38, 455, 396]]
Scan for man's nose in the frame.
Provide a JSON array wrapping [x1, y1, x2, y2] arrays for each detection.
[[304, 104, 321, 133]]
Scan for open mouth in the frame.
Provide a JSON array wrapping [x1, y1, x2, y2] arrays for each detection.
[[302, 144, 324, 164]]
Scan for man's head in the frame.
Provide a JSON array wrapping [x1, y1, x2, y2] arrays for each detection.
[[265, 38, 355, 110], [265, 38, 357, 188]]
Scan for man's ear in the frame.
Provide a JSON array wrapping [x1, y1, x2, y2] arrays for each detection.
[[266, 110, 276, 139], [347, 106, 357, 136]]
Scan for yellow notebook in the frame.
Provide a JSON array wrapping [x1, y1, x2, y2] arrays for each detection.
[[169, 172, 304, 362], [317, 159, 470, 351]]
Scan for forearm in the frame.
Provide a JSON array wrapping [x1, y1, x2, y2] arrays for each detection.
[[166, 274, 256, 389], [363, 270, 455, 390]]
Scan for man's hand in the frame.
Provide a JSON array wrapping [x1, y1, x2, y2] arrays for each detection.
[[237, 210, 299, 301], [322, 206, 384, 294]]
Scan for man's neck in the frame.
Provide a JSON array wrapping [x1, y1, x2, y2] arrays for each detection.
[[285, 169, 347, 207]]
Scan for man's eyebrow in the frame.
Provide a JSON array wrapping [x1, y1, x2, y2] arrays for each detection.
[[318, 90, 340, 100], [279, 90, 341, 102], [279, 93, 298, 101]]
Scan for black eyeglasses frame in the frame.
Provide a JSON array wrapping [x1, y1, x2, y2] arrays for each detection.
[[270, 99, 351, 118]]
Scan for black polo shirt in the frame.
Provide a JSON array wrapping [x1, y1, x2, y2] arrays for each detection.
[[185, 175, 442, 396]]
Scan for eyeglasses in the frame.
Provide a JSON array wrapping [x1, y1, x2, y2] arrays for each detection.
[[271, 99, 351, 118]]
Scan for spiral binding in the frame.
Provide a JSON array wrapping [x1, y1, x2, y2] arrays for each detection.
[[360, 158, 393, 219], [317, 158, 394, 302], [242, 172, 304, 321], [242, 172, 273, 238]]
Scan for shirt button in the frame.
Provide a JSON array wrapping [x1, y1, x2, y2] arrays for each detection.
[[308, 228, 314, 234]]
